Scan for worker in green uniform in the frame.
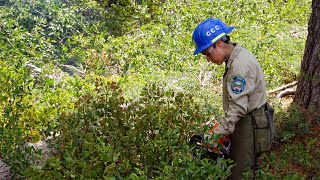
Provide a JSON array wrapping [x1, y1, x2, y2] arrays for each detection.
[[192, 18, 274, 179]]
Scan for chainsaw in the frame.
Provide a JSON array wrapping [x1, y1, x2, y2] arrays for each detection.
[[189, 122, 231, 161]]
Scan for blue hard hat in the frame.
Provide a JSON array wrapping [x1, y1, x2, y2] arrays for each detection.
[[192, 18, 236, 55]]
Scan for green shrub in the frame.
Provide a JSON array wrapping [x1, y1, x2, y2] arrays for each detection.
[[26, 80, 232, 179], [0, 61, 35, 178]]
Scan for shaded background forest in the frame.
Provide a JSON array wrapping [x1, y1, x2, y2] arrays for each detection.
[[0, 0, 318, 179]]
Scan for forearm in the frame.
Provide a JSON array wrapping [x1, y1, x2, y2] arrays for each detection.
[[213, 101, 247, 135]]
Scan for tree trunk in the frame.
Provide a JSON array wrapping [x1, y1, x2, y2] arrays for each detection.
[[294, 0, 320, 113]]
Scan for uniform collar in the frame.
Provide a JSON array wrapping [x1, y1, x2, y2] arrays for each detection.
[[226, 44, 242, 68]]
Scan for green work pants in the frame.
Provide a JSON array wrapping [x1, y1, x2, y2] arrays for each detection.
[[229, 106, 266, 180]]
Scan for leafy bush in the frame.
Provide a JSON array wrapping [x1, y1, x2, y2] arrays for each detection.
[[0, 61, 35, 178], [25, 80, 232, 179]]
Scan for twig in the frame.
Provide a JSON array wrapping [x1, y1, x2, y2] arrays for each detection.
[[196, 63, 212, 87]]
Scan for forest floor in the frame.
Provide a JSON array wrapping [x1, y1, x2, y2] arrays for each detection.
[[266, 124, 320, 178], [262, 95, 320, 179]]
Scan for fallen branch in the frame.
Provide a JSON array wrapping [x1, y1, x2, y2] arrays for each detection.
[[276, 88, 296, 98], [26, 63, 41, 73], [26, 63, 41, 78], [58, 64, 85, 77], [268, 81, 298, 94]]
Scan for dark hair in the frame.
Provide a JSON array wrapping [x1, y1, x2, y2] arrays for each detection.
[[222, 35, 231, 43], [212, 35, 231, 48]]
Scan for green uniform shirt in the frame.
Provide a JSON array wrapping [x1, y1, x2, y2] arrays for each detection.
[[214, 44, 267, 135]]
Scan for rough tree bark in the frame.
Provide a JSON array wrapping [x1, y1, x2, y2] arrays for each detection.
[[294, 0, 320, 113]]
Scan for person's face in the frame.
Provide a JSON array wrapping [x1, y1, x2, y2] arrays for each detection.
[[201, 41, 225, 65]]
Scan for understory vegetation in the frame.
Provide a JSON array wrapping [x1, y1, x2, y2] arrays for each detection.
[[1, 0, 318, 179]]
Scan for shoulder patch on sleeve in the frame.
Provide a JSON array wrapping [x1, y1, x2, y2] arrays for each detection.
[[231, 76, 246, 94]]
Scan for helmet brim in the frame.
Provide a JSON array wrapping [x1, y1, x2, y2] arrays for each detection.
[[193, 26, 236, 55]]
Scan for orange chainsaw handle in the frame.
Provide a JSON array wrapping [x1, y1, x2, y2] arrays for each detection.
[[209, 122, 220, 134]]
